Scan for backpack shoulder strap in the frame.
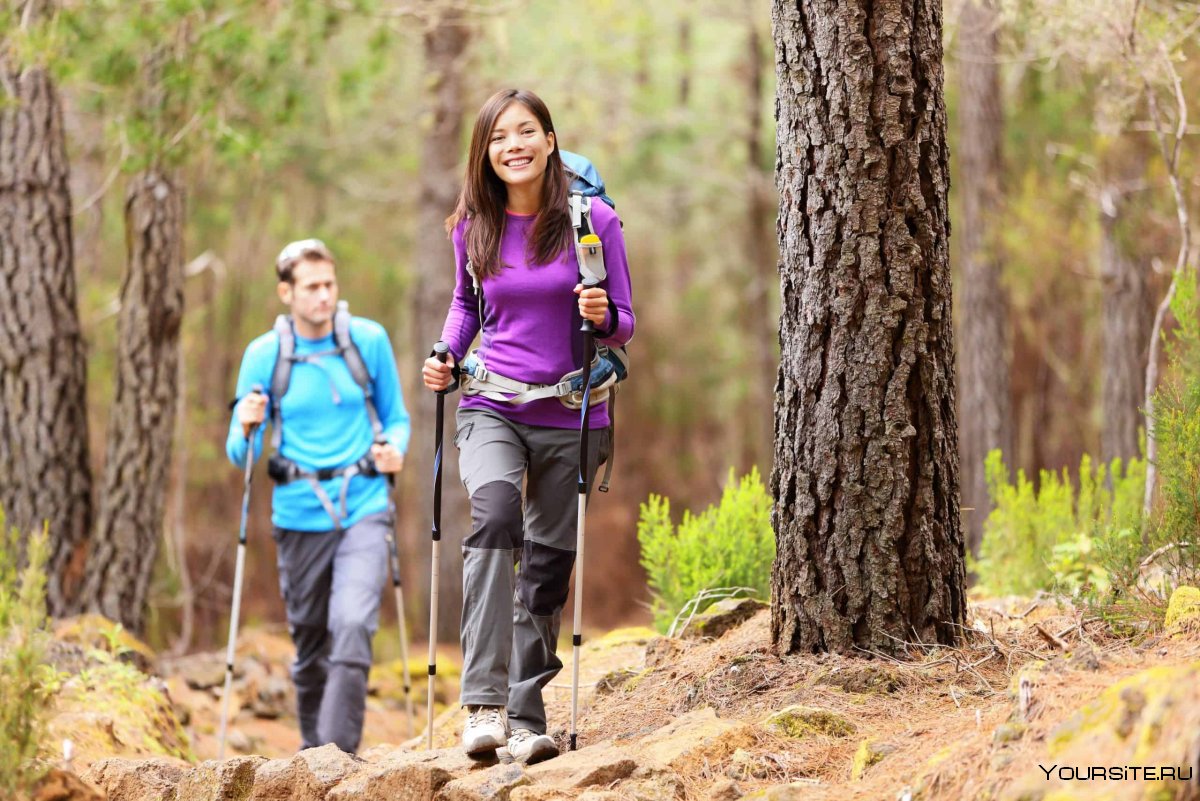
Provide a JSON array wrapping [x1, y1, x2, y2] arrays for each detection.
[[333, 302, 384, 439], [269, 314, 295, 450]]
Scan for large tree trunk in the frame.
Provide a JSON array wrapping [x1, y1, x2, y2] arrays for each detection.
[[1099, 191, 1147, 463], [956, 0, 1011, 557], [406, 13, 471, 642], [0, 35, 94, 615], [81, 171, 185, 633], [770, 0, 965, 655]]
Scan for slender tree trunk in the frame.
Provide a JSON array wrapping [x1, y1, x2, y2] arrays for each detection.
[[407, 13, 471, 642], [956, 0, 1011, 557], [0, 38, 94, 614], [770, 0, 965, 655], [1099, 191, 1147, 463], [82, 170, 185, 633]]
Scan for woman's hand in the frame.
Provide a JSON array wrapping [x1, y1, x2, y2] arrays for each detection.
[[423, 354, 457, 392], [575, 284, 608, 327]]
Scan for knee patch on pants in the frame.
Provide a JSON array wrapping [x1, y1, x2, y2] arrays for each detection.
[[518, 539, 576, 616], [466, 480, 523, 550]]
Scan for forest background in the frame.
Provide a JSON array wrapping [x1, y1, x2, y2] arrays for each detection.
[[2, 0, 1196, 655]]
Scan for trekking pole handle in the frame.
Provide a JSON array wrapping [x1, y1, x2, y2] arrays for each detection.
[[579, 277, 600, 334], [433, 341, 452, 394]]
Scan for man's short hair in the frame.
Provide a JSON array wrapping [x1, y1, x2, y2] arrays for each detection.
[[276, 238, 336, 283]]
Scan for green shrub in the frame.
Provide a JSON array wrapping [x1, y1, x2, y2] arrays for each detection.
[[973, 450, 1145, 597], [637, 467, 775, 633], [0, 513, 58, 797], [1151, 272, 1200, 588]]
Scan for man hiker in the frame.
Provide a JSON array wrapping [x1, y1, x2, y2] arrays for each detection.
[[226, 238, 411, 753]]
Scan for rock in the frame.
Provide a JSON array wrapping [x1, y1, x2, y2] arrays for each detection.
[[509, 788, 571, 801], [678, 599, 767, 641], [577, 775, 683, 801], [248, 674, 292, 720], [435, 761, 530, 800], [631, 707, 754, 770], [762, 705, 855, 739], [1003, 660, 1200, 799], [813, 664, 902, 694], [1065, 644, 1101, 672], [176, 756, 265, 801], [991, 722, 1026, 745], [704, 778, 743, 801], [724, 748, 768, 782], [249, 745, 362, 801], [850, 739, 896, 780], [30, 768, 105, 801], [1164, 586, 1200, 638], [84, 757, 188, 801], [166, 653, 229, 691], [523, 743, 638, 789], [327, 748, 496, 801], [593, 667, 640, 696], [739, 783, 821, 800]]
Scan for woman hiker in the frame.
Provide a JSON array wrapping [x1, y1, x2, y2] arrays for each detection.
[[422, 88, 635, 765]]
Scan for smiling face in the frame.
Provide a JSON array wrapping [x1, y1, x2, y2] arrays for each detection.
[[487, 101, 556, 194]]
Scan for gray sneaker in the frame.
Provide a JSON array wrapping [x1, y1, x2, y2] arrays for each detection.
[[507, 727, 558, 764], [462, 706, 508, 754]]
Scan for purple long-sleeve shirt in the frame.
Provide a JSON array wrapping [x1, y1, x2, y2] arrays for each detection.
[[440, 200, 635, 429]]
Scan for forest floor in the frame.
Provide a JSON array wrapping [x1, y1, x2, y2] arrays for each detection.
[[43, 590, 1200, 800]]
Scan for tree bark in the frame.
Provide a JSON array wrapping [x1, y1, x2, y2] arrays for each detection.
[[0, 46, 94, 614], [1099, 191, 1147, 463], [82, 171, 185, 633], [770, 0, 965, 655], [407, 13, 471, 642], [955, 0, 1011, 556]]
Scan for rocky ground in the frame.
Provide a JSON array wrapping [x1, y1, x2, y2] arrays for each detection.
[[28, 588, 1200, 801]]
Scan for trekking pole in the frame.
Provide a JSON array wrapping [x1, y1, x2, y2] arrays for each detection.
[[218, 385, 263, 760], [427, 341, 451, 750], [570, 278, 600, 752], [376, 434, 415, 740]]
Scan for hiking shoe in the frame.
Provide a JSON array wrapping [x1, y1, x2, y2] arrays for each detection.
[[462, 706, 508, 754], [507, 728, 559, 764]]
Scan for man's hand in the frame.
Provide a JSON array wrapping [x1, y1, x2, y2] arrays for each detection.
[[238, 391, 267, 439], [372, 442, 405, 474]]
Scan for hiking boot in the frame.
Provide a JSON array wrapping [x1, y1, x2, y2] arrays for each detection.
[[462, 706, 508, 754], [507, 727, 559, 764]]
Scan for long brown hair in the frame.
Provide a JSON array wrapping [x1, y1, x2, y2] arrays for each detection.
[[445, 89, 572, 279]]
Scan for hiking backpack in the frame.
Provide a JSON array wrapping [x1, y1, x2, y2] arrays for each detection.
[[265, 300, 385, 528]]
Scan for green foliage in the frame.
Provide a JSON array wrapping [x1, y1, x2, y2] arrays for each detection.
[[973, 450, 1145, 597], [1151, 270, 1200, 587], [0, 514, 58, 797], [637, 468, 775, 633]]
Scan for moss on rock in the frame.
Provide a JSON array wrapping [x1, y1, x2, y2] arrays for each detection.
[[763, 705, 855, 739], [1163, 586, 1200, 638]]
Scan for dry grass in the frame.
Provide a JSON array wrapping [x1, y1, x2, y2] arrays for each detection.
[[573, 597, 1199, 801]]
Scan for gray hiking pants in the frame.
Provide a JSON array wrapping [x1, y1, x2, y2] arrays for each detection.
[[455, 408, 609, 735], [272, 511, 390, 753]]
